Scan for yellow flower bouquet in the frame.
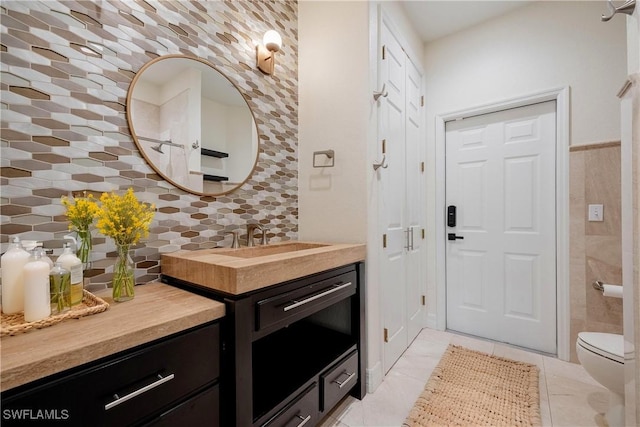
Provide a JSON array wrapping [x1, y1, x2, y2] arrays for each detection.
[[96, 188, 155, 302], [61, 193, 99, 269]]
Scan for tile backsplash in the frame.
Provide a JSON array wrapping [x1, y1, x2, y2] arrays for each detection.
[[0, 0, 299, 291]]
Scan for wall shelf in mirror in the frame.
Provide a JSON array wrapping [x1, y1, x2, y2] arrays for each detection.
[[201, 148, 229, 158], [126, 54, 259, 196], [203, 174, 229, 182]]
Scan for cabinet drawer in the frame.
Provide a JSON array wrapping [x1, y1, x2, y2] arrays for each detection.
[[320, 350, 358, 412], [261, 383, 318, 427], [256, 271, 356, 332], [144, 384, 219, 427], [2, 323, 219, 427]]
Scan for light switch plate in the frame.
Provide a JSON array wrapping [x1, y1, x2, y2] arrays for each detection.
[[588, 204, 604, 222]]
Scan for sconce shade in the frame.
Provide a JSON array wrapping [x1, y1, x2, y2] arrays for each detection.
[[262, 30, 282, 52], [256, 30, 283, 75]]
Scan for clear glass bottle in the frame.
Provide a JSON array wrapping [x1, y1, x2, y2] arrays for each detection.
[[49, 262, 71, 314]]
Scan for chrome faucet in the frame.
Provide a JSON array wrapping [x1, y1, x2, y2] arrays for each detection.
[[246, 224, 267, 247], [225, 230, 240, 248]]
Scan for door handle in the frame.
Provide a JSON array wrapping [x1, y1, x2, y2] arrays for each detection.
[[403, 227, 415, 251], [283, 282, 352, 312], [105, 373, 175, 410], [331, 371, 356, 388], [295, 414, 312, 427], [448, 233, 464, 241]]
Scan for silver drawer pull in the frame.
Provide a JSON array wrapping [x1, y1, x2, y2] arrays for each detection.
[[332, 371, 356, 389], [105, 373, 175, 410], [295, 414, 312, 427], [283, 282, 352, 312]]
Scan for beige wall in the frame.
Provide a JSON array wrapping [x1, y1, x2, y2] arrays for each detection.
[[298, 1, 369, 244], [423, 1, 627, 147], [569, 142, 623, 362]]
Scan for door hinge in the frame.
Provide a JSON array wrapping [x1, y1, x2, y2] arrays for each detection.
[[384, 328, 389, 342], [421, 95, 424, 107], [383, 234, 387, 248], [382, 45, 386, 60], [382, 139, 386, 154], [422, 228, 425, 239], [421, 162, 424, 172], [421, 295, 426, 306]]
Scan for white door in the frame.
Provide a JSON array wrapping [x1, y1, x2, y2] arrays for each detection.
[[378, 16, 425, 373], [379, 17, 407, 372], [445, 101, 557, 354], [404, 57, 425, 344]]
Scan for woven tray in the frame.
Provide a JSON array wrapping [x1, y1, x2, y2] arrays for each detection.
[[1, 290, 109, 337]]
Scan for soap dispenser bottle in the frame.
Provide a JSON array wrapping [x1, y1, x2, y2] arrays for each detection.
[[1, 237, 31, 314], [58, 236, 84, 306], [23, 250, 51, 322]]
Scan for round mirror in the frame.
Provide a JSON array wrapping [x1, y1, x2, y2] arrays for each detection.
[[126, 55, 259, 196]]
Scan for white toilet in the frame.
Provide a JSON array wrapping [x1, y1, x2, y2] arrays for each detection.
[[576, 332, 625, 427]]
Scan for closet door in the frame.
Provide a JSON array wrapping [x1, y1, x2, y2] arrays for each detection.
[[378, 15, 425, 374], [378, 16, 408, 373], [404, 57, 424, 345]]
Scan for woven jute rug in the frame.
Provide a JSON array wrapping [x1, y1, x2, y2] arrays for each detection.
[[404, 344, 540, 427]]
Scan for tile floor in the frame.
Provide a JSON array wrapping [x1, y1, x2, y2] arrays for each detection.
[[320, 328, 610, 427]]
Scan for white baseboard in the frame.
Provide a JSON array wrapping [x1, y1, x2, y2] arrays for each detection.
[[426, 312, 438, 330], [366, 361, 383, 393]]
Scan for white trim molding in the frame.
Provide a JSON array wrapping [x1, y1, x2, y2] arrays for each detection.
[[434, 86, 571, 361], [366, 360, 383, 393]]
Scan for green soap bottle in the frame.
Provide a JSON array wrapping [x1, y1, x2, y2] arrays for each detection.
[[49, 262, 71, 314], [57, 236, 83, 306]]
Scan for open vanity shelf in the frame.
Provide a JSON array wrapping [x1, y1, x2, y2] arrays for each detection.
[[201, 148, 229, 158], [163, 262, 366, 427], [203, 174, 229, 182], [253, 322, 356, 421]]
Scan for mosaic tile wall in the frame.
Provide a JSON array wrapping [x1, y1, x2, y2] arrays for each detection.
[[0, 0, 299, 291]]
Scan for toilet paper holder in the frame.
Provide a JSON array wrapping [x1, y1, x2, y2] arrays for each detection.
[[592, 280, 622, 293]]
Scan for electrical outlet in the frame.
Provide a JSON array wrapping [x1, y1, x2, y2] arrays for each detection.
[[588, 204, 604, 222]]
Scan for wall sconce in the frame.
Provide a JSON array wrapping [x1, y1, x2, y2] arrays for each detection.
[[256, 30, 282, 75]]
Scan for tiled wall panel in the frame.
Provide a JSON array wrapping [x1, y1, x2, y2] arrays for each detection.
[[0, 0, 299, 291], [569, 142, 622, 362]]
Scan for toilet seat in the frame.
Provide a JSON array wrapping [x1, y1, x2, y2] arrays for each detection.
[[577, 332, 624, 364]]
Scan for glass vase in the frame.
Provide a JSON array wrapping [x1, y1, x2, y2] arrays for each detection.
[[112, 244, 135, 302], [76, 228, 92, 270]]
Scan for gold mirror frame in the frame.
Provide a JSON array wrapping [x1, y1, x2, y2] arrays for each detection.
[[126, 54, 260, 196]]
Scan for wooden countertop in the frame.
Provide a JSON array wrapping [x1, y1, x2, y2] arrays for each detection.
[[161, 241, 366, 295], [0, 282, 225, 392]]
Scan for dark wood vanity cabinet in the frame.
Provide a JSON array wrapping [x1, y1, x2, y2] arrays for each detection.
[[1, 323, 221, 427], [164, 261, 366, 427]]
